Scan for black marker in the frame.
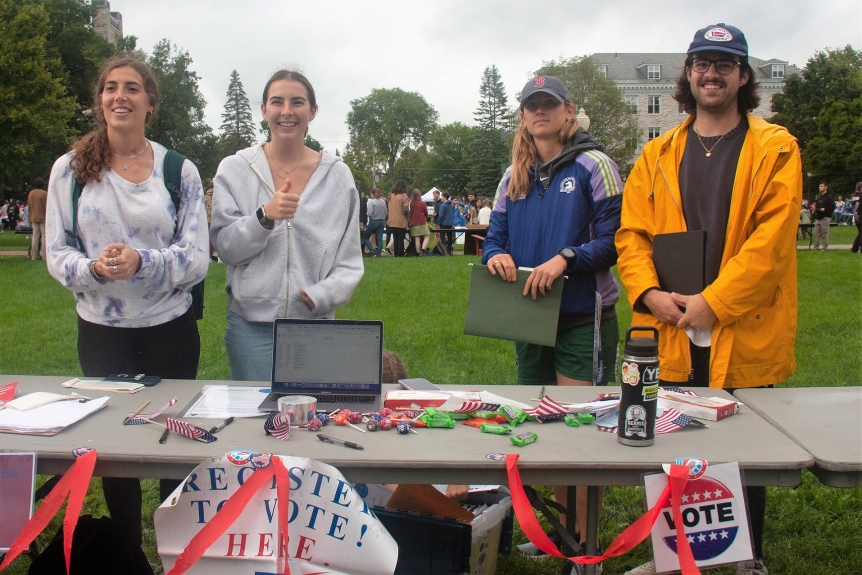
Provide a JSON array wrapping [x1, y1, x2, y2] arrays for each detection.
[[159, 428, 170, 444], [317, 434, 364, 450], [209, 417, 234, 435]]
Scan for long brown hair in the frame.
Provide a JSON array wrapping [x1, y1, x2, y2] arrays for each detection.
[[672, 56, 760, 115], [71, 56, 159, 183], [506, 109, 578, 201]]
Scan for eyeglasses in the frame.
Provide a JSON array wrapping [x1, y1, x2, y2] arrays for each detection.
[[522, 98, 564, 113], [691, 58, 741, 75]]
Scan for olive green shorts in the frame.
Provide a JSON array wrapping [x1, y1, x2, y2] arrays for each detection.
[[515, 315, 619, 385]]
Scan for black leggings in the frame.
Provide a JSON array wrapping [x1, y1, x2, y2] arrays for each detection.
[[78, 306, 200, 546]]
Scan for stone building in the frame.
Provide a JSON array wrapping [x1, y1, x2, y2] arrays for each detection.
[[93, 0, 123, 46], [590, 53, 799, 154]]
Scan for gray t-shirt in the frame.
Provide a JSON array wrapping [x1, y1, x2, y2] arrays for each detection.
[[678, 117, 748, 285]]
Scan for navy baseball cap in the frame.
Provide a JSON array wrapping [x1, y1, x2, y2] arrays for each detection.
[[687, 23, 748, 58], [519, 76, 570, 107]]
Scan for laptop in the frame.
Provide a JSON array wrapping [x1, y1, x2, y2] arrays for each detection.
[[258, 319, 384, 413]]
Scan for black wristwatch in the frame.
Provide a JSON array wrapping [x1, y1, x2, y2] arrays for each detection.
[[256, 205, 274, 229], [558, 247, 576, 263]]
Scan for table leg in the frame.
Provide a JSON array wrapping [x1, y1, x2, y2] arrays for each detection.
[[584, 485, 599, 575]]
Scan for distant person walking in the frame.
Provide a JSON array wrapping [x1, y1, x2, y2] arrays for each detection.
[[27, 177, 48, 260], [812, 181, 834, 250], [852, 182, 862, 253]]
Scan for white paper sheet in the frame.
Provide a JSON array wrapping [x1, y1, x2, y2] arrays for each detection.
[[0, 397, 109, 434], [181, 385, 271, 418]]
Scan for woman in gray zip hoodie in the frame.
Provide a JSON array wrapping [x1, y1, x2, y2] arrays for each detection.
[[211, 70, 364, 381]]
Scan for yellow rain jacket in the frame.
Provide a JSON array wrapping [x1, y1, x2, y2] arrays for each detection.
[[615, 114, 801, 389]]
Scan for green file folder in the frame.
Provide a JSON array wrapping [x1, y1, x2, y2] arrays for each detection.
[[463, 264, 563, 347]]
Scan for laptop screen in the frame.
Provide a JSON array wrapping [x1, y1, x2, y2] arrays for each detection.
[[272, 320, 383, 392]]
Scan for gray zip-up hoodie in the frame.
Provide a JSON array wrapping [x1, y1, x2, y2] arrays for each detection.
[[211, 145, 364, 321]]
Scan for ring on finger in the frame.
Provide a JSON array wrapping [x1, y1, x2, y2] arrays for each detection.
[[110, 257, 117, 266], [112, 265, 118, 274]]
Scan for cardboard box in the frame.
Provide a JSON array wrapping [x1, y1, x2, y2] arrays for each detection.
[[369, 487, 513, 575], [658, 389, 740, 421]]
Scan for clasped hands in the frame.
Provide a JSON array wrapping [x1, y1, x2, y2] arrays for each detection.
[[92, 243, 142, 281], [642, 289, 717, 330]]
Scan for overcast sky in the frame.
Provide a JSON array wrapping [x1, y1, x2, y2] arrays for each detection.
[[118, 0, 861, 152]]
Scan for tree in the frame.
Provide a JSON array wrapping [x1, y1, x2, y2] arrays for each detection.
[[0, 0, 77, 194], [424, 122, 475, 197], [771, 46, 862, 194], [146, 40, 218, 178], [470, 65, 513, 196], [393, 146, 431, 192], [39, 0, 115, 134], [536, 55, 640, 175], [304, 135, 322, 152], [474, 65, 510, 131], [220, 70, 257, 154], [346, 88, 438, 177]]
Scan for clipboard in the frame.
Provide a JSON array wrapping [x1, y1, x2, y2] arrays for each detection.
[[652, 230, 706, 294], [463, 264, 562, 347]]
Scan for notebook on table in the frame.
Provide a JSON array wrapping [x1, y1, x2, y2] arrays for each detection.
[[257, 319, 384, 413]]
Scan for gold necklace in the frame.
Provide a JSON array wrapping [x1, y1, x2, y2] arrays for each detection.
[[265, 143, 303, 180], [111, 141, 149, 171], [693, 128, 725, 158]]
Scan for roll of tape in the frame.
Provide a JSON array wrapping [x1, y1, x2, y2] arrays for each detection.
[[277, 395, 317, 427]]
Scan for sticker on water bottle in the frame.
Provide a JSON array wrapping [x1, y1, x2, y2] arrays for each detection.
[[621, 361, 641, 386], [624, 405, 648, 438], [642, 384, 659, 401]]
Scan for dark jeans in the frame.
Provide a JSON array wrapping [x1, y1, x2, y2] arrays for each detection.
[[388, 226, 407, 256], [852, 220, 862, 253], [660, 343, 768, 560], [363, 218, 385, 255], [77, 306, 200, 546], [440, 225, 454, 254]]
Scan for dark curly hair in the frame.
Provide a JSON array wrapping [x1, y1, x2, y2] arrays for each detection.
[[672, 56, 760, 115]]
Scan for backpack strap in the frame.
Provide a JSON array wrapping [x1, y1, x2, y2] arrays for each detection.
[[163, 150, 187, 226], [70, 179, 84, 251]]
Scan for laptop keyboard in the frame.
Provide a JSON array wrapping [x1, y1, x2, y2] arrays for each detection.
[[273, 393, 376, 405]]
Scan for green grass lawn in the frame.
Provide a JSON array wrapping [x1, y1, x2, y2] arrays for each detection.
[[0, 251, 860, 574]]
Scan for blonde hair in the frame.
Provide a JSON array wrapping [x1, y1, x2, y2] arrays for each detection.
[[506, 110, 578, 201]]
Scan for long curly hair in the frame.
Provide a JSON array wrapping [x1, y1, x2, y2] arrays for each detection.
[[506, 109, 578, 202], [71, 56, 159, 183]]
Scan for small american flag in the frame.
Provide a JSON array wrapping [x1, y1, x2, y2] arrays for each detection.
[[447, 401, 500, 413], [165, 417, 217, 443], [654, 409, 694, 434], [264, 412, 291, 440], [524, 395, 568, 418], [124, 397, 178, 425]]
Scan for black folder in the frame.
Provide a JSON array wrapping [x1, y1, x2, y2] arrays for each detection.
[[652, 230, 706, 295]]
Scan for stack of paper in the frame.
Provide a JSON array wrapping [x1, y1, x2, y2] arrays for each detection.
[[62, 377, 144, 393], [0, 397, 109, 435]]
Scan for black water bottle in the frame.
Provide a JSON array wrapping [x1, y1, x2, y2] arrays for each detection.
[[617, 326, 660, 446]]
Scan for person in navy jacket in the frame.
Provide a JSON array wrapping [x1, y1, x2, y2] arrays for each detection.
[[481, 76, 623, 554]]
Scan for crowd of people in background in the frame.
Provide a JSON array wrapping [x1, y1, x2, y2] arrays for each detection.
[[358, 183, 495, 257]]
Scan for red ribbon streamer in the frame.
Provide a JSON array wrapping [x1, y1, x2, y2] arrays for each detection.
[[505, 453, 701, 574], [0, 450, 97, 575], [167, 458, 291, 575]]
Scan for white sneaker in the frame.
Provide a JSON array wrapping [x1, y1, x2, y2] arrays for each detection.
[[624, 560, 656, 575], [736, 560, 769, 575]]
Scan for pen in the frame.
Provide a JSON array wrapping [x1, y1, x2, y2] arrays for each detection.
[[209, 417, 234, 435], [159, 428, 170, 444], [317, 434, 364, 450]]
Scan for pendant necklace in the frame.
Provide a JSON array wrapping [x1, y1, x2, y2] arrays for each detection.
[[265, 143, 303, 181], [693, 128, 725, 158], [112, 141, 149, 170]]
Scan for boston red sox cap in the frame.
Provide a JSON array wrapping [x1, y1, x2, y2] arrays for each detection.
[[519, 76, 571, 107]]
